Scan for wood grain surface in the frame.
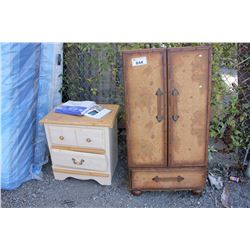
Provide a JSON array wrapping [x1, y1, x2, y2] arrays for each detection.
[[51, 145, 105, 155], [131, 168, 206, 190], [168, 47, 211, 167], [123, 49, 166, 167], [53, 167, 110, 177], [40, 104, 119, 128]]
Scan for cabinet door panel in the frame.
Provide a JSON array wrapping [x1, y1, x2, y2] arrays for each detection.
[[168, 47, 211, 167], [123, 49, 167, 167]]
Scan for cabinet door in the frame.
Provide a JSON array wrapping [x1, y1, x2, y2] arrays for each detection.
[[168, 47, 211, 167], [123, 49, 167, 167]]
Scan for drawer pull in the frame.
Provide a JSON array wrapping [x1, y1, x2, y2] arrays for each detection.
[[59, 136, 64, 140], [86, 138, 92, 143], [152, 175, 184, 183], [72, 158, 85, 165]]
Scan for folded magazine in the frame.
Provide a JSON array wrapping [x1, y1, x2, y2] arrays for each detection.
[[55, 101, 111, 119]]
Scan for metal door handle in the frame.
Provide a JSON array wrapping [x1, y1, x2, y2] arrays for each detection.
[[172, 88, 179, 96], [155, 88, 164, 122], [171, 88, 179, 122], [172, 114, 179, 122], [72, 158, 85, 165], [152, 176, 184, 183]]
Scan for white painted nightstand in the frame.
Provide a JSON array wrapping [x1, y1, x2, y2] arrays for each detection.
[[40, 104, 119, 185]]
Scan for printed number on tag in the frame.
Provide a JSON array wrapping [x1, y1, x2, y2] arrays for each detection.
[[132, 57, 147, 67]]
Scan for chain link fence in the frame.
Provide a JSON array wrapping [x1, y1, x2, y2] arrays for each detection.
[[62, 43, 250, 164], [237, 44, 250, 163], [62, 43, 124, 123]]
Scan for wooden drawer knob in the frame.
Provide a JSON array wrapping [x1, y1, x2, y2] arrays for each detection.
[[86, 138, 92, 143], [59, 136, 64, 140]]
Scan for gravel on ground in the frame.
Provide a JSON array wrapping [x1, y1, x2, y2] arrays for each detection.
[[1, 133, 249, 208]]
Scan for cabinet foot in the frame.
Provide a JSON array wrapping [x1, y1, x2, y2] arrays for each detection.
[[191, 190, 203, 196], [131, 190, 143, 196]]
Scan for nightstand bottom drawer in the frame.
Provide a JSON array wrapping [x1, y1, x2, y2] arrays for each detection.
[[51, 149, 107, 172]]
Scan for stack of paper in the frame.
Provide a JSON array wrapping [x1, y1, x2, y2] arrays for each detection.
[[55, 101, 111, 119], [55, 101, 96, 116]]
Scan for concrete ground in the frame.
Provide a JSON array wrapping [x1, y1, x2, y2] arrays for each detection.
[[1, 133, 250, 208]]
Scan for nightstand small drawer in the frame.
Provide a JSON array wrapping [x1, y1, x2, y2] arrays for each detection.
[[49, 125, 77, 146], [51, 148, 108, 172], [76, 128, 105, 149]]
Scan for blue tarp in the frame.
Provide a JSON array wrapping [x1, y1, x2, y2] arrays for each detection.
[[0, 43, 63, 190]]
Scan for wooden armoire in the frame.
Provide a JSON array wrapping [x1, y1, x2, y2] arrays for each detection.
[[123, 46, 211, 195]]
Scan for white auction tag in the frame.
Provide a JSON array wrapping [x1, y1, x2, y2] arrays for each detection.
[[131, 57, 147, 67]]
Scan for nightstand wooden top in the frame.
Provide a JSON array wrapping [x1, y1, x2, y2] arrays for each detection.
[[40, 104, 119, 128]]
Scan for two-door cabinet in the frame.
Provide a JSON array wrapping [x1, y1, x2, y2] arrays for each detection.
[[123, 46, 211, 195]]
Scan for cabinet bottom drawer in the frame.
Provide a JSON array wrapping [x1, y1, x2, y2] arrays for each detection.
[[130, 168, 206, 191]]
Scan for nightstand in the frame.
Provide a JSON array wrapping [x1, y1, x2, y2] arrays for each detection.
[[40, 104, 119, 185]]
